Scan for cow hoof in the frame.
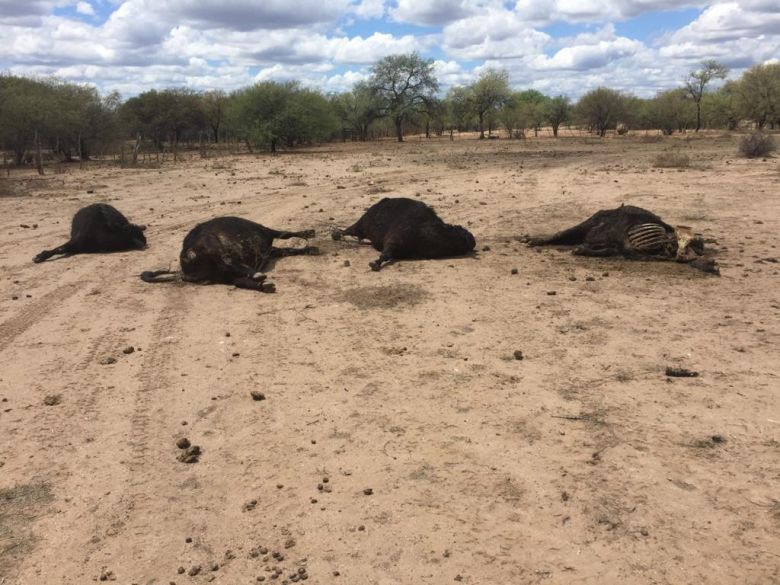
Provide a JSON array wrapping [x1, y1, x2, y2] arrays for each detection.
[[252, 272, 267, 281], [331, 230, 343, 241], [33, 255, 44, 263], [369, 261, 381, 272], [262, 283, 276, 293]]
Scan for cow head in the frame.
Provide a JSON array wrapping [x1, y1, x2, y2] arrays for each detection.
[[126, 223, 147, 249]]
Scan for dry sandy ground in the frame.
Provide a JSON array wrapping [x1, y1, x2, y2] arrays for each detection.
[[0, 135, 778, 585]]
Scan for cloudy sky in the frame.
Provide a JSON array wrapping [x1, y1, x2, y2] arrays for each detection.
[[0, 0, 778, 98]]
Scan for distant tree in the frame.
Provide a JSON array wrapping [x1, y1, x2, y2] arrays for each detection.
[[546, 95, 571, 137], [500, 92, 530, 138], [575, 88, 630, 137], [703, 81, 740, 130], [331, 81, 382, 141], [227, 82, 337, 152], [368, 52, 439, 142], [735, 63, 780, 129], [122, 89, 206, 151], [443, 86, 473, 139], [649, 89, 695, 135], [514, 89, 548, 136], [685, 60, 728, 132], [469, 69, 510, 139], [202, 90, 227, 143]]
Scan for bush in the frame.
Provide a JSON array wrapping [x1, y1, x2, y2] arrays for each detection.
[[653, 151, 691, 168], [739, 131, 776, 158]]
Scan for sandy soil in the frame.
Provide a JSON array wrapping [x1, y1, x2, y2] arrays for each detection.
[[0, 134, 778, 585]]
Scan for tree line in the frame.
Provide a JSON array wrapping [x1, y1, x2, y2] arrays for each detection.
[[1, 53, 779, 169]]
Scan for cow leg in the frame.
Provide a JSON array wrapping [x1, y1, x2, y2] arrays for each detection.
[[33, 241, 74, 263], [274, 229, 315, 240], [530, 221, 593, 246], [573, 245, 620, 257], [369, 243, 399, 271], [233, 277, 276, 293], [270, 246, 320, 259]]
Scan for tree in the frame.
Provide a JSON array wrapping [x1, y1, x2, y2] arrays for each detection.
[[575, 88, 629, 137], [703, 81, 739, 130], [368, 52, 439, 142], [546, 95, 571, 137], [202, 90, 227, 143], [442, 86, 473, 139], [331, 81, 382, 141], [649, 88, 695, 135], [514, 90, 548, 137], [735, 63, 780, 129], [469, 69, 510, 139], [685, 60, 728, 132], [227, 82, 337, 152]]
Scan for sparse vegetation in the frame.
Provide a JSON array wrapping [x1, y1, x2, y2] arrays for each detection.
[[739, 131, 776, 158], [653, 151, 692, 168], [1, 54, 779, 169]]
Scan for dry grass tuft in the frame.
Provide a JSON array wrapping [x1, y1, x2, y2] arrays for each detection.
[[340, 284, 428, 309]]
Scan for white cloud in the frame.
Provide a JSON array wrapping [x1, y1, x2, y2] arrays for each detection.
[[76, 1, 95, 16], [352, 0, 386, 19]]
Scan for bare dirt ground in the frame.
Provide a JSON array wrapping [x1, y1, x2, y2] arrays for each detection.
[[1, 134, 778, 585]]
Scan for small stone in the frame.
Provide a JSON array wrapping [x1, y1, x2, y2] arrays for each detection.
[[188, 566, 201, 577], [211, 563, 219, 571], [99, 356, 117, 365], [586, 276, 595, 282], [243, 499, 258, 511], [259, 547, 269, 555], [297, 568, 306, 576], [547, 291, 557, 296], [122, 346, 135, 355], [357, 525, 365, 531], [185, 537, 193, 543], [178, 567, 185, 574], [482, 245, 491, 252], [257, 577, 266, 582], [276, 484, 284, 489], [43, 394, 62, 406], [568, 276, 577, 281], [322, 477, 329, 483], [225, 332, 231, 337], [333, 571, 340, 577], [284, 538, 295, 549], [176, 437, 191, 450], [513, 350, 524, 361], [343, 260, 350, 267], [510, 268, 518, 275], [251, 391, 266, 401], [363, 488, 373, 496]]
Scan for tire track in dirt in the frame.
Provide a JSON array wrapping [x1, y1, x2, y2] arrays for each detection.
[[0, 281, 87, 354], [124, 285, 189, 522]]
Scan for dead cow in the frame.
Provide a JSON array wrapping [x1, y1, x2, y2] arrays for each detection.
[[526, 204, 719, 274], [33, 203, 147, 263], [332, 197, 476, 271], [141, 216, 318, 292]]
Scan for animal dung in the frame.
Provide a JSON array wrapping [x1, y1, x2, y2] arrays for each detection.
[[513, 350, 524, 361], [178, 445, 201, 463], [250, 391, 266, 401], [665, 367, 699, 378], [176, 437, 191, 449], [511, 268, 519, 275]]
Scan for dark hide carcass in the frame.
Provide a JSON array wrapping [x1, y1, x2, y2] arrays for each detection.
[[527, 204, 719, 274], [331, 197, 476, 271], [140, 217, 317, 293], [33, 203, 147, 263]]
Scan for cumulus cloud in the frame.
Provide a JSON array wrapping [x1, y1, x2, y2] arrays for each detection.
[[76, 1, 95, 16], [0, 0, 778, 100]]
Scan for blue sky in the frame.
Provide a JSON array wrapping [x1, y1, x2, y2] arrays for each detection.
[[1, 1, 778, 98]]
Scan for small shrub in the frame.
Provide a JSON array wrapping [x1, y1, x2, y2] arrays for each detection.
[[739, 131, 776, 158], [653, 151, 691, 168]]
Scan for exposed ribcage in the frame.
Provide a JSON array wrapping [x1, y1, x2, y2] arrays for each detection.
[[627, 223, 673, 254]]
